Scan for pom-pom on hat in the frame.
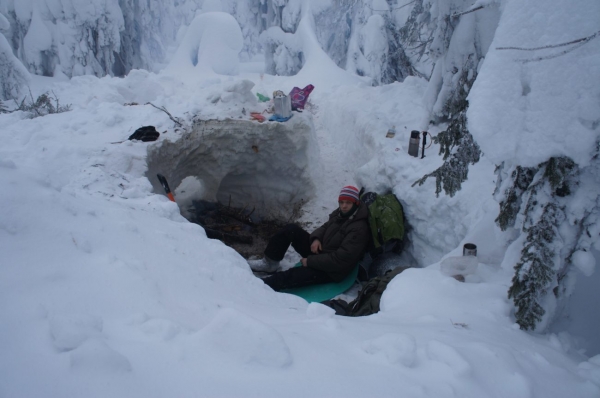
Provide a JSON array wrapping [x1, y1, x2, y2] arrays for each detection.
[[338, 186, 360, 204]]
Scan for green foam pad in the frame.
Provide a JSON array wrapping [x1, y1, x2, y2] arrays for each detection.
[[281, 263, 359, 303]]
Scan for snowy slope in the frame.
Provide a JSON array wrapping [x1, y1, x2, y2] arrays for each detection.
[[0, 64, 598, 398]]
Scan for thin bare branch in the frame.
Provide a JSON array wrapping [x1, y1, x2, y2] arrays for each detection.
[[497, 30, 600, 51], [367, 0, 416, 12], [145, 102, 183, 127], [519, 39, 590, 63], [451, 5, 485, 18]]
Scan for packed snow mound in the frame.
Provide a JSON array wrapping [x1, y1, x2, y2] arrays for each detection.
[[167, 12, 243, 76]]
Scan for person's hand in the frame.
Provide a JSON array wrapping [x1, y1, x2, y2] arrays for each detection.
[[310, 239, 322, 254], [301, 258, 308, 267]]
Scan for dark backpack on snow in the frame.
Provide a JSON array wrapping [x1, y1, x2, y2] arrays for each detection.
[[323, 266, 408, 316], [128, 126, 160, 142]]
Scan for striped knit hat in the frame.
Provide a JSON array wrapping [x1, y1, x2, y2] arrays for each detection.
[[338, 186, 360, 204]]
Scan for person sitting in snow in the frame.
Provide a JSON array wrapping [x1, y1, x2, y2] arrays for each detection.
[[248, 186, 370, 291]]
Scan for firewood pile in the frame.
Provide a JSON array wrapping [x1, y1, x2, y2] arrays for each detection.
[[187, 199, 288, 258]]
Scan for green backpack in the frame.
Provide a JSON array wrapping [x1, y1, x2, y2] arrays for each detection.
[[360, 190, 406, 255]]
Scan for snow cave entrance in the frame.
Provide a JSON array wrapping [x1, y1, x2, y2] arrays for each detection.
[[146, 116, 317, 258]]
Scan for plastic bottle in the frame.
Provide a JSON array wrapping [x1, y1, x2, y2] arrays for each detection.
[[386, 126, 396, 138]]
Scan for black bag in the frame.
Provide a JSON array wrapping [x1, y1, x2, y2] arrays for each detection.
[[128, 126, 160, 142], [323, 266, 408, 317]]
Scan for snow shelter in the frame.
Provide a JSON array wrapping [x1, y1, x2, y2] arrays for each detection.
[[146, 113, 318, 224]]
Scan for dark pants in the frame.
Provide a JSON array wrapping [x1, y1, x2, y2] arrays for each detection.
[[262, 224, 335, 292]]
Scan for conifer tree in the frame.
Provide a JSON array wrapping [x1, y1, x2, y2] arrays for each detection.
[[508, 202, 563, 330], [498, 156, 584, 331], [495, 166, 537, 231]]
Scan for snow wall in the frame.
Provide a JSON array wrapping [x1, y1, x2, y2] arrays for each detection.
[[146, 114, 318, 221]]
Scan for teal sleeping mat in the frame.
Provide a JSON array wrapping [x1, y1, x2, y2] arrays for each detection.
[[281, 264, 359, 303]]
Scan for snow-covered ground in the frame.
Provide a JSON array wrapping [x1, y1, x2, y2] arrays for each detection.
[[0, 64, 597, 398], [1, 2, 600, 398]]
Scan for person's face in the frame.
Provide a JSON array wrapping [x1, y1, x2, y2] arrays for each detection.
[[339, 200, 354, 213]]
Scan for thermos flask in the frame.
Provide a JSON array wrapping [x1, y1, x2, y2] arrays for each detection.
[[273, 91, 291, 118], [463, 243, 477, 256], [408, 130, 420, 157]]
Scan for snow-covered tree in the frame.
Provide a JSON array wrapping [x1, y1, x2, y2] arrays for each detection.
[[258, 0, 420, 84], [465, 0, 600, 334], [0, 0, 426, 83], [311, 0, 419, 85], [116, 0, 176, 75], [260, 25, 303, 76], [258, 0, 303, 76], [406, 0, 498, 196], [0, 0, 125, 77], [504, 157, 577, 330], [0, 12, 30, 100], [412, 53, 482, 197], [221, 0, 263, 61], [0, 0, 205, 78], [347, 12, 389, 85]]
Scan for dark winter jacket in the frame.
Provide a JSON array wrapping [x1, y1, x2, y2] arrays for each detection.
[[307, 202, 370, 282]]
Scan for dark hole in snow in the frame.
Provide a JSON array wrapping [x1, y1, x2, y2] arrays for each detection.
[[146, 116, 317, 257]]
